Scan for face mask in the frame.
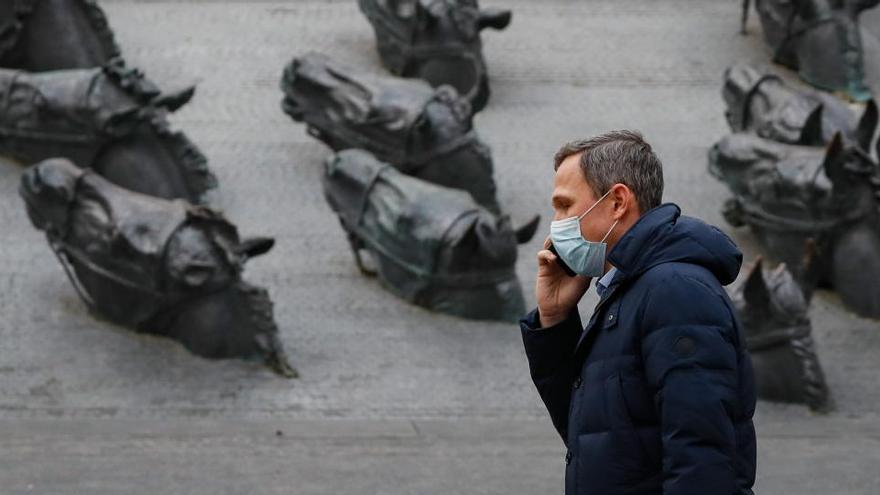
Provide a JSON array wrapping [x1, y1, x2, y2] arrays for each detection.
[[549, 190, 619, 278]]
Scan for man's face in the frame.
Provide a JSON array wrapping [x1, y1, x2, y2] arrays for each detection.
[[551, 153, 616, 243]]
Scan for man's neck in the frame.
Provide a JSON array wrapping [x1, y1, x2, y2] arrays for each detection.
[[603, 262, 616, 275]]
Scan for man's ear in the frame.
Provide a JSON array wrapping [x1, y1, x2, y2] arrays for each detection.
[[609, 183, 636, 219]]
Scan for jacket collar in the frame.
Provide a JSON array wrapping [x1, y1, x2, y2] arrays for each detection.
[[606, 203, 682, 285]]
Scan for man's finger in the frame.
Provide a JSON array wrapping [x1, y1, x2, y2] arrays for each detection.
[[543, 236, 552, 250], [537, 249, 556, 266], [538, 249, 556, 266]]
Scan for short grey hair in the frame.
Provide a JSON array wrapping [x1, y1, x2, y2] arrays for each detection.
[[554, 130, 664, 212]]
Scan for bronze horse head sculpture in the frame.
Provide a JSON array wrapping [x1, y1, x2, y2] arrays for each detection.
[[713, 65, 880, 318], [0, 62, 216, 204], [19, 158, 296, 377], [730, 258, 831, 412], [281, 52, 539, 242], [742, 0, 879, 101], [722, 64, 876, 145], [710, 123, 880, 318], [0, 0, 218, 205], [358, 0, 511, 112], [323, 149, 526, 322]]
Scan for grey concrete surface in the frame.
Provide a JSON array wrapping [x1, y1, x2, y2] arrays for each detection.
[[2, 416, 879, 494], [0, 0, 878, 493]]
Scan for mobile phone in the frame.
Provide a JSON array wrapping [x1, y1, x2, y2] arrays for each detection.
[[548, 243, 577, 277]]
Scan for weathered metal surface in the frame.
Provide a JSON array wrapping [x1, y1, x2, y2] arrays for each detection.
[[281, 52, 501, 212], [281, 52, 540, 243], [0, 0, 120, 70], [0, 62, 216, 203], [745, 0, 879, 101], [710, 80, 880, 317], [731, 259, 832, 411], [723, 63, 874, 144], [358, 0, 511, 112], [323, 148, 526, 322], [2, 3, 879, 492], [19, 157, 295, 377]]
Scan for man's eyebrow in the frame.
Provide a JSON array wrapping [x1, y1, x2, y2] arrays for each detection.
[[551, 194, 571, 207]]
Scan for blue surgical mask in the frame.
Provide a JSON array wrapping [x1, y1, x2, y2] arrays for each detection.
[[549, 190, 619, 278]]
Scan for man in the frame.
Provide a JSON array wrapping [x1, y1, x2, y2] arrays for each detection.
[[521, 131, 757, 494]]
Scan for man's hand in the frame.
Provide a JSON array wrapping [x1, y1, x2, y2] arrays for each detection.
[[536, 237, 591, 327]]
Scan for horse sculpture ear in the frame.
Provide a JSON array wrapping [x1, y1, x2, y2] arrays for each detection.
[[877, 118, 880, 162], [740, 0, 750, 34], [855, 99, 878, 152], [514, 215, 541, 244], [237, 237, 275, 260], [855, 0, 880, 13], [152, 85, 196, 112], [743, 257, 771, 310], [822, 132, 847, 187], [798, 104, 825, 145], [479, 8, 512, 31]]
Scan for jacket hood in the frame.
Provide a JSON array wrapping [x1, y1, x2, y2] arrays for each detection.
[[607, 203, 742, 286]]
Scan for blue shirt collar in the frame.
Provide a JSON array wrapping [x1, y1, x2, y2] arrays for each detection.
[[596, 267, 617, 298]]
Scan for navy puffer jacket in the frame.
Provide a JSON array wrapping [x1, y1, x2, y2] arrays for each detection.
[[521, 204, 756, 495]]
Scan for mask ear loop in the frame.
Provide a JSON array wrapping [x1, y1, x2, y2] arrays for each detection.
[[599, 186, 622, 242], [577, 189, 614, 220], [600, 220, 619, 243], [590, 189, 619, 243]]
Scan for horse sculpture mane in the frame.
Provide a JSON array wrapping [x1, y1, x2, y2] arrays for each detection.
[[0, 0, 121, 70], [233, 281, 297, 376], [108, 100, 217, 204]]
